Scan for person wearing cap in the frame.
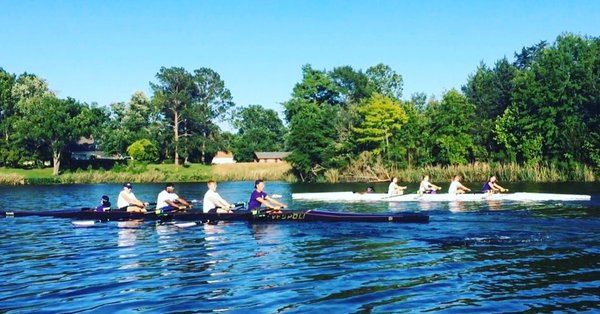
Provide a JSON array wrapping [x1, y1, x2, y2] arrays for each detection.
[[95, 195, 111, 212], [247, 179, 286, 214], [156, 183, 192, 212], [203, 180, 235, 213], [117, 183, 148, 212]]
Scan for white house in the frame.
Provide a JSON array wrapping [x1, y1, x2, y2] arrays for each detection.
[[212, 151, 236, 164]]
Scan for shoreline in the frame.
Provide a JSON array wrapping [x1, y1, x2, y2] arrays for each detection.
[[0, 162, 595, 185]]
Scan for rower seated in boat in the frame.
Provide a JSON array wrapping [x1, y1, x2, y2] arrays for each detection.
[[448, 175, 471, 195], [203, 180, 235, 213], [156, 183, 192, 212], [248, 179, 287, 214], [419, 175, 442, 194], [94, 195, 111, 212], [117, 183, 149, 212], [388, 177, 407, 195], [482, 175, 508, 194]]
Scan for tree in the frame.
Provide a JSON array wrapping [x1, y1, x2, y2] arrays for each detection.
[[232, 105, 285, 162], [14, 96, 101, 175], [285, 100, 338, 181], [100, 91, 162, 156], [188, 68, 235, 163], [330, 66, 373, 105], [427, 89, 476, 165], [351, 93, 408, 161], [284, 65, 345, 181], [150, 67, 195, 166], [150, 67, 234, 165], [366, 63, 404, 100]]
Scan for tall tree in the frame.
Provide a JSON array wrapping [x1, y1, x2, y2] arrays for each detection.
[[188, 68, 234, 163], [284, 65, 344, 180], [351, 93, 408, 161], [427, 89, 476, 165], [150, 67, 195, 166]]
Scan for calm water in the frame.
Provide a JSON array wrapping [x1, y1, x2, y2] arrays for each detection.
[[1, 181, 599, 313]]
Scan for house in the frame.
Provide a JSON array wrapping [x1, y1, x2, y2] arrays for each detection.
[[212, 151, 236, 164], [254, 152, 291, 163]]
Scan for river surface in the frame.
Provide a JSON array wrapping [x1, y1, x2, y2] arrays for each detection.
[[1, 181, 599, 313]]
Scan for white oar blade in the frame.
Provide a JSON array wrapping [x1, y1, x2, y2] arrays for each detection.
[[72, 220, 96, 227], [174, 222, 198, 228]]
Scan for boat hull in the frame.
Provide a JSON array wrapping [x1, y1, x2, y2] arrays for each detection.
[[292, 191, 591, 202], [0, 209, 429, 223]]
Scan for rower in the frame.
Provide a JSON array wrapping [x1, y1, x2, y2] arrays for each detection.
[[482, 175, 508, 193], [448, 175, 471, 195], [203, 180, 235, 213], [419, 175, 442, 194], [117, 183, 149, 212], [156, 183, 192, 212], [388, 177, 407, 196], [95, 195, 111, 212], [248, 179, 287, 214]]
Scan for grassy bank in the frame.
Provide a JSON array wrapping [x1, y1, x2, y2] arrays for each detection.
[[0, 162, 294, 185]]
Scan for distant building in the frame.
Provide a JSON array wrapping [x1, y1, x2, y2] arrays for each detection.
[[254, 152, 291, 163], [212, 151, 236, 164]]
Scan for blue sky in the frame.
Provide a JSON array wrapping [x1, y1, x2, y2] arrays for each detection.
[[1, 0, 599, 126]]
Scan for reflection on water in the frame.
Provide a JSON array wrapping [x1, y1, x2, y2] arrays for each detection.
[[0, 182, 599, 312]]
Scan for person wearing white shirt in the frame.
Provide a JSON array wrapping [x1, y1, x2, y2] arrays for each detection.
[[203, 180, 234, 213], [419, 175, 441, 194], [387, 177, 407, 195], [156, 183, 192, 212], [117, 183, 148, 212], [448, 175, 471, 195]]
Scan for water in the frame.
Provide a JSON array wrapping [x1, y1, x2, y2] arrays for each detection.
[[1, 181, 599, 313]]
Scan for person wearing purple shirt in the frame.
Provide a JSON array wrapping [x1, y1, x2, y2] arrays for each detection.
[[248, 179, 287, 213]]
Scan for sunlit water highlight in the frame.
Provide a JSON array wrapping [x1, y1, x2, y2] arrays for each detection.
[[1, 182, 599, 313]]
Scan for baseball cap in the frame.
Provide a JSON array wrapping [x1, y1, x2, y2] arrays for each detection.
[[123, 183, 133, 189]]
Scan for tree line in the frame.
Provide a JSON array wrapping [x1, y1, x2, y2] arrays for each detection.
[[1, 33, 599, 180]]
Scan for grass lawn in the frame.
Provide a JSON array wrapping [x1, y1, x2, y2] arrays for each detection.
[[0, 162, 293, 184]]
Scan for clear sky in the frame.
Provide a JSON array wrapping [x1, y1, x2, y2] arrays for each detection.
[[1, 0, 599, 122]]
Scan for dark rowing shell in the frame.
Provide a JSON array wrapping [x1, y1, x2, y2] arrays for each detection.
[[0, 209, 429, 223]]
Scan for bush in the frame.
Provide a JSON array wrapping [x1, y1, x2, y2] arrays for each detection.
[[127, 139, 159, 163]]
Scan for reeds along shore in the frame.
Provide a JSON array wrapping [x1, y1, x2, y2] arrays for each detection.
[[0, 162, 596, 185], [328, 162, 596, 183]]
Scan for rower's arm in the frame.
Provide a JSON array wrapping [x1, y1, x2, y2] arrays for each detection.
[[266, 196, 286, 208], [177, 197, 192, 207], [210, 195, 230, 208], [123, 193, 144, 207]]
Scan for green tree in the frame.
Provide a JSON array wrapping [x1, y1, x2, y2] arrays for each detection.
[[150, 67, 195, 166], [14, 96, 101, 175], [351, 93, 408, 161], [151, 67, 235, 165], [366, 63, 403, 100], [100, 91, 162, 156], [427, 89, 476, 165], [232, 105, 285, 162], [284, 65, 345, 181], [285, 100, 338, 181], [330, 66, 373, 105]]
